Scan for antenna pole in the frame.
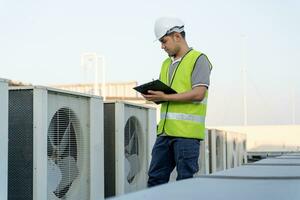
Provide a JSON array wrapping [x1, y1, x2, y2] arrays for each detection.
[[94, 55, 100, 96], [81, 53, 106, 98], [241, 35, 248, 126], [292, 86, 296, 124], [98, 55, 106, 101]]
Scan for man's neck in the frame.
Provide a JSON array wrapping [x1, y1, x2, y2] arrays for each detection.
[[174, 45, 190, 60]]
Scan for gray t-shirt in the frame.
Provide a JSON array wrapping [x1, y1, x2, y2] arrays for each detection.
[[168, 53, 212, 89]]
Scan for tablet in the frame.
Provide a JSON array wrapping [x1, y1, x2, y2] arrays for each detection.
[[133, 80, 177, 104]]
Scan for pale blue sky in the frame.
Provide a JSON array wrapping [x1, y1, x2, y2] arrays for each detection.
[[1, 0, 299, 125]]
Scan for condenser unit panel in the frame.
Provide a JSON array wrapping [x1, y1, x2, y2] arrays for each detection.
[[0, 79, 8, 200], [104, 103, 116, 197], [8, 90, 34, 200], [209, 129, 227, 173]]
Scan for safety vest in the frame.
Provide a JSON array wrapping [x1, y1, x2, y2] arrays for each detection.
[[157, 49, 209, 139]]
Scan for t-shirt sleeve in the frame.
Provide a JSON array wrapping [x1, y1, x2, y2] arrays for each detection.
[[191, 54, 212, 89]]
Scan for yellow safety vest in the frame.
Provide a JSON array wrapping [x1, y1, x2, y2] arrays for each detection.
[[157, 49, 209, 139]]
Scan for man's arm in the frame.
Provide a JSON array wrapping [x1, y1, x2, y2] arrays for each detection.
[[142, 86, 207, 102], [143, 54, 212, 103]]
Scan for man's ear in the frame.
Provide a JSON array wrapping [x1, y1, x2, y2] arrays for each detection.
[[174, 32, 182, 42]]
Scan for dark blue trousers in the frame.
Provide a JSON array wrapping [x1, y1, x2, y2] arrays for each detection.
[[147, 136, 200, 187]]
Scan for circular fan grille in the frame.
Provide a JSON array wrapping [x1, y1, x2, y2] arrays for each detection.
[[124, 116, 141, 184], [216, 135, 221, 166], [231, 139, 237, 167], [47, 107, 80, 199]]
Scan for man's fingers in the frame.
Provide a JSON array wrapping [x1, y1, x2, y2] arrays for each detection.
[[148, 90, 160, 94]]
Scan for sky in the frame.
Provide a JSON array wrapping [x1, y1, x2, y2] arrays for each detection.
[[1, 0, 300, 126]]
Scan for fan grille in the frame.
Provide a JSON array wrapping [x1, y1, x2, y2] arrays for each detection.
[[216, 135, 221, 168], [124, 116, 141, 184], [47, 107, 80, 199]]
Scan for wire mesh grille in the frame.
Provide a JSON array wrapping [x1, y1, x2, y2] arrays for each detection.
[[47, 107, 80, 199], [216, 135, 222, 168], [8, 90, 33, 200], [124, 116, 141, 184]]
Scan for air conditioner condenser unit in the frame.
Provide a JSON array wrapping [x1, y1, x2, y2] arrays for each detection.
[[104, 101, 156, 198], [8, 86, 104, 200]]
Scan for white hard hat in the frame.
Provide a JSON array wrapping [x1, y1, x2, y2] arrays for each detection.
[[154, 17, 185, 40]]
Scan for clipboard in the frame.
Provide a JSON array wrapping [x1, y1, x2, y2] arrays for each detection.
[[133, 79, 177, 104]]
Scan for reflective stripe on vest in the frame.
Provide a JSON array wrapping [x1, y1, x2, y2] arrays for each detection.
[[160, 112, 206, 123]]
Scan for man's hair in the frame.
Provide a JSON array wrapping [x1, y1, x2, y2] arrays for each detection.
[[180, 31, 186, 39], [168, 31, 186, 39]]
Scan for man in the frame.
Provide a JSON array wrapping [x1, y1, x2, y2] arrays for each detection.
[[143, 17, 212, 187]]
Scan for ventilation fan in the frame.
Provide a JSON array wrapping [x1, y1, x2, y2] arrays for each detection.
[[8, 86, 104, 200], [124, 116, 140, 184], [226, 131, 239, 169], [47, 107, 80, 199], [237, 133, 247, 165], [0, 78, 8, 200], [104, 101, 156, 198]]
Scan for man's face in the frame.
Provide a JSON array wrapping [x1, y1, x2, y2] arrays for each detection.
[[159, 34, 180, 57]]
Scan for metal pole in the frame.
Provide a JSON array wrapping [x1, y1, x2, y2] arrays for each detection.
[[101, 56, 106, 101], [241, 35, 248, 126], [94, 55, 99, 96], [292, 86, 296, 124], [81, 53, 105, 97]]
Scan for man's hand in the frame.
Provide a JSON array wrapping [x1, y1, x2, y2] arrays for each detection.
[[141, 86, 207, 103], [142, 90, 166, 102]]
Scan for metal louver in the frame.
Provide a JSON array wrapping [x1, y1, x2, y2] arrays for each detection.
[[47, 107, 80, 199]]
